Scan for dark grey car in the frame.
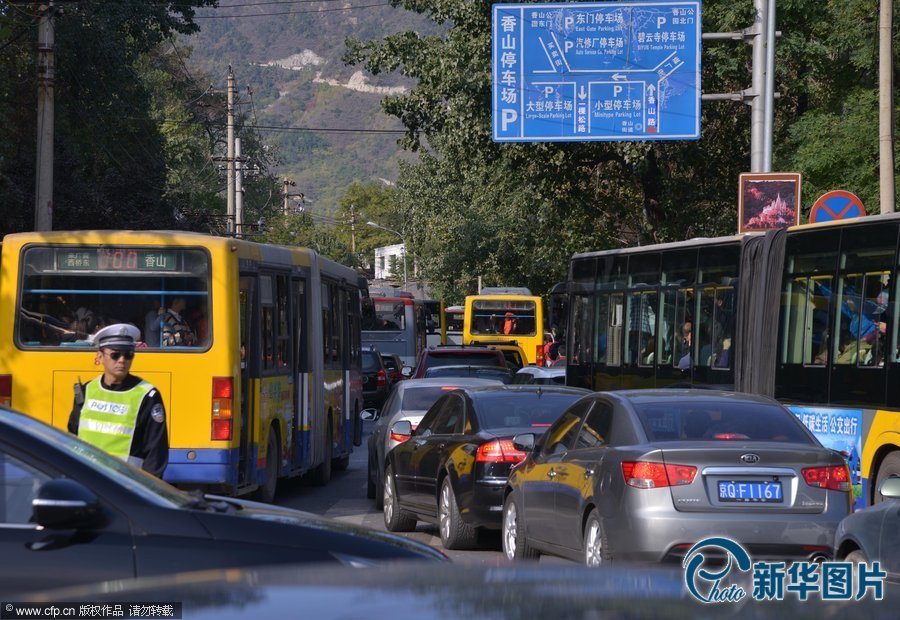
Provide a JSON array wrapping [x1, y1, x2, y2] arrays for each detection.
[[834, 477, 900, 582], [503, 390, 853, 566]]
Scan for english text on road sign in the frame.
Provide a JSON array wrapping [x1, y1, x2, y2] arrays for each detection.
[[492, 1, 702, 142]]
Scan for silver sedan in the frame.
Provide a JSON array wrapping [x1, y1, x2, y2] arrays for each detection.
[[503, 389, 853, 566]]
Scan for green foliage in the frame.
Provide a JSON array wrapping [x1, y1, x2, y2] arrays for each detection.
[[255, 212, 357, 267], [346, 0, 900, 296], [333, 181, 402, 265]]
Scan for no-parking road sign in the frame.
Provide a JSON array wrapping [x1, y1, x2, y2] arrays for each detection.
[[809, 190, 865, 224]]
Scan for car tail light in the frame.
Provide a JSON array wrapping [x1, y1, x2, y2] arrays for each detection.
[[475, 439, 528, 464], [802, 465, 851, 491], [536, 344, 545, 367], [0, 374, 11, 408], [622, 461, 697, 489], [377, 368, 386, 388], [211, 376, 233, 440], [390, 429, 412, 443]]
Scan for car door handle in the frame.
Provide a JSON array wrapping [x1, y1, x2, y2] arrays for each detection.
[[584, 468, 595, 479], [547, 468, 557, 479]]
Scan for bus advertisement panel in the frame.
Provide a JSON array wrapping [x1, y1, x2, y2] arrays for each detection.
[[0, 231, 363, 500]]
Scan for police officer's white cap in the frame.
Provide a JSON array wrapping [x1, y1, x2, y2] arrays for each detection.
[[93, 323, 141, 350]]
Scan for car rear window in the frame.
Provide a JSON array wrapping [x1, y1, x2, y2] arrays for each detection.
[[633, 401, 814, 443], [401, 387, 454, 410], [362, 351, 380, 372], [382, 356, 399, 371], [476, 393, 582, 430], [424, 366, 512, 383], [426, 352, 503, 368]]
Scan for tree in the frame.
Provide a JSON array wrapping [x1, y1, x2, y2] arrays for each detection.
[[0, 0, 219, 234], [345, 0, 898, 296], [334, 181, 402, 266]]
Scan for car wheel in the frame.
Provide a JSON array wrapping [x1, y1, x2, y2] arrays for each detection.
[[439, 477, 477, 550], [310, 421, 332, 486], [845, 550, 867, 564], [583, 509, 610, 567], [874, 451, 900, 503], [502, 493, 538, 560], [255, 427, 279, 503], [383, 465, 416, 532]]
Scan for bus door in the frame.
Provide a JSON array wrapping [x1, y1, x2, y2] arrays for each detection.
[[291, 277, 308, 468], [238, 275, 257, 488]]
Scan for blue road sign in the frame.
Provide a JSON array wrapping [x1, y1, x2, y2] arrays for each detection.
[[492, 1, 702, 142]]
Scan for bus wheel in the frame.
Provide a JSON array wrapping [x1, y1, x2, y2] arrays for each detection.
[[333, 454, 350, 471], [256, 427, 279, 504], [311, 421, 332, 486], [874, 451, 900, 503]]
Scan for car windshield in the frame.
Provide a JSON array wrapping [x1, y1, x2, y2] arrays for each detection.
[[632, 400, 815, 443], [426, 353, 502, 368], [424, 366, 512, 383], [401, 386, 455, 410], [9, 410, 193, 508], [476, 393, 583, 431]]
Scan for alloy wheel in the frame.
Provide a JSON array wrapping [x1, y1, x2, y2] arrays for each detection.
[[503, 502, 518, 559], [584, 519, 603, 567], [439, 483, 451, 541]]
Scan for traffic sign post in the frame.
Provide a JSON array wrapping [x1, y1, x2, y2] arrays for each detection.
[[809, 190, 865, 224], [492, 1, 702, 142]]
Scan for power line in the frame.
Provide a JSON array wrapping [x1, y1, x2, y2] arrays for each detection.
[[192, 2, 392, 18]]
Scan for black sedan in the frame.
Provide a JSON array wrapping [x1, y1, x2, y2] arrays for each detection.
[[381, 384, 588, 550], [0, 407, 445, 595]]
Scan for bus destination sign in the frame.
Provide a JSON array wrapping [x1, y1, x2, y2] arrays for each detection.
[[56, 248, 178, 272]]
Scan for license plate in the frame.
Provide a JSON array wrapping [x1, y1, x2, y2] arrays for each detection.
[[717, 481, 783, 503]]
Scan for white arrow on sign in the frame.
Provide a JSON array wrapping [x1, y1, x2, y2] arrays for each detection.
[[648, 84, 656, 95], [578, 86, 587, 101], [612, 73, 627, 81]]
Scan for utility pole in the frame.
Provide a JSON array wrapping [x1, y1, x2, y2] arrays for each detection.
[[235, 137, 243, 237], [282, 178, 294, 215], [226, 67, 236, 235], [879, 0, 895, 213], [349, 204, 357, 254], [34, 1, 55, 231], [749, 0, 771, 172]]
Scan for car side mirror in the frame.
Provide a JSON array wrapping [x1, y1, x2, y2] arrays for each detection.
[[878, 476, 900, 500], [401, 366, 413, 378], [33, 479, 106, 530], [360, 408, 380, 422], [390, 420, 413, 439], [512, 432, 536, 453]]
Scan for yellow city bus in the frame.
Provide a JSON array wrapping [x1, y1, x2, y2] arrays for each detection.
[[0, 230, 364, 501], [463, 287, 544, 366]]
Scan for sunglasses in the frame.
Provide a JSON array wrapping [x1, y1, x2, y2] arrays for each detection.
[[107, 350, 135, 361]]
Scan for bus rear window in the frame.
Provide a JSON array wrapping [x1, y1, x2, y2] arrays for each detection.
[[471, 300, 537, 336], [16, 246, 211, 350], [362, 299, 407, 331]]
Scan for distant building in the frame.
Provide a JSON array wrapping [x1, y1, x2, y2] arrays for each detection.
[[374, 243, 406, 280]]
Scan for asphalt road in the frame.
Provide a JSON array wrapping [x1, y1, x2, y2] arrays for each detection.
[[274, 421, 571, 565]]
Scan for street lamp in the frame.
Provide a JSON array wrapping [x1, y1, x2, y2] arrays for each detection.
[[366, 221, 407, 290]]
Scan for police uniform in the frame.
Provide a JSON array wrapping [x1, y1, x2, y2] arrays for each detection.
[[68, 324, 169, 478]]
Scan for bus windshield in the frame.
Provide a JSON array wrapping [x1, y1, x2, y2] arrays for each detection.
[[16, 246, 211, 349]]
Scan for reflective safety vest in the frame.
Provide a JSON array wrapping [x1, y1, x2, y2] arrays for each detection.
[[79, 378, 153, 465]]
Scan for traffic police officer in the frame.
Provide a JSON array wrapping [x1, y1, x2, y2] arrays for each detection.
[[69, 323, 168, 478]]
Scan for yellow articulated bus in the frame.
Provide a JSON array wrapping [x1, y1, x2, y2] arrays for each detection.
[[0, 230, 364, 501], [463, 287, 545, 366]]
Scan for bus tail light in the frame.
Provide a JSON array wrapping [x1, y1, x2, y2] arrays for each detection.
[[802, 465, 851, 491], [0, 374, 11, 408], [536, 345, 545, 367], [211, 377, 233, 441]]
